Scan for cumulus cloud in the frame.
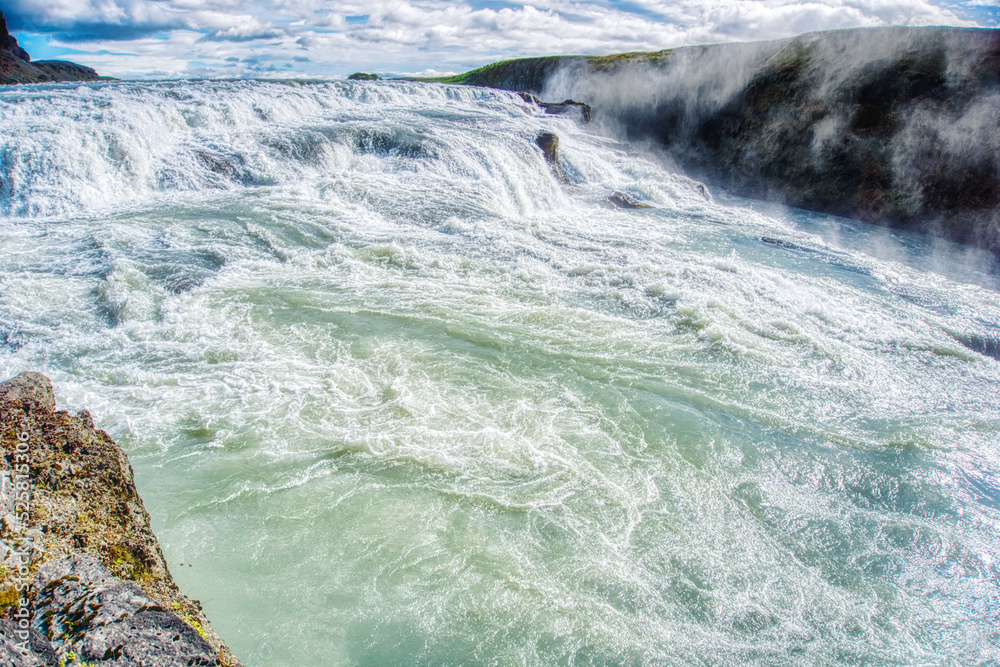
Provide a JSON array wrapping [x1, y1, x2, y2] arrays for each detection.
[[631, 0, 979, 40], [2, 0, 992, 78]]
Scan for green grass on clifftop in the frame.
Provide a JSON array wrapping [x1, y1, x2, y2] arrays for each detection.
[[413, 50, 673, 92]]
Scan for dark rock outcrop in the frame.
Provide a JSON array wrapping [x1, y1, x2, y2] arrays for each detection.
[[535, 132, 569, 183], [607, 192, 653, 209], [30, 60, 100, 82], [348, 72, 380, 81], [540, 99, 592, 123], [535, 131, 567, 182], [0, 372, 241, 666], [439, 27, 1000, 256], [520, 93, 592, 123], [535, 131, 559, 163], [0, 12, 101, 85], [0, 13, 30, 62], [533, 131, 653, 208]]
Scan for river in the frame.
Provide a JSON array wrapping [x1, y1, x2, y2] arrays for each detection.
[[1, 78, 999, 665]]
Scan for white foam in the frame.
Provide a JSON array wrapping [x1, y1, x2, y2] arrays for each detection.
[[1, 79, 999, 666]]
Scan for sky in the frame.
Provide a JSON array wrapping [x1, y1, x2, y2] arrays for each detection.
[[3, 0, 998, 79]]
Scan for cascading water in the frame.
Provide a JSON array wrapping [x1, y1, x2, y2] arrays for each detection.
[[2, 79, 999, 665]]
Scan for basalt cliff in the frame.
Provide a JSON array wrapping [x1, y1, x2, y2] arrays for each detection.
[[432, 27, 1000, 256], [0, 372, 240, 666], [0, 13, 101, 85]]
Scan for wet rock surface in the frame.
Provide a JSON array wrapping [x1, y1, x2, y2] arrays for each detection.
[[519, 93, 592, 122], [535, 131, 567, 182], [540, 99, 592, 123], [606, 191, 654, 209], [667, 29, 1000, 254]]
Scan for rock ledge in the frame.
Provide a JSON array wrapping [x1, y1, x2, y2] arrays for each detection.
[[0, 372, 241, 666]]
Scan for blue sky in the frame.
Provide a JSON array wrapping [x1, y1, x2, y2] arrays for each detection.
[[4, 0, 997, 79]]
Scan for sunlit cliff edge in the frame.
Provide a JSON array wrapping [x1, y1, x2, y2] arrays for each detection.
[[0, 13, 101, 85], [424, 27, 1000, 256]]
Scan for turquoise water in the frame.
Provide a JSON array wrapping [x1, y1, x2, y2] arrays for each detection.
[[2, 79, 999, 665]]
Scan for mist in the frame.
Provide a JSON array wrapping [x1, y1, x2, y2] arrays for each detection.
[[539, 27, 1000, 258]]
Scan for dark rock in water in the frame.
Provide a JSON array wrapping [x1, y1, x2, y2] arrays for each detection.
[[536, 132, 559, 163], [607, 191, 653, 209], [517, 93, 592, 123], [0, 372, 242, 666], [951, 332, 1000, 361], [32, 556, 217, 666], [348, 72, 379, 81], [536, 131, 567, 182], [540, 99, 592, 123], [761, 236, 809, 251], [197, 151, 238, 179]]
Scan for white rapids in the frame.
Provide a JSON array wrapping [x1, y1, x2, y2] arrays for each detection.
[[1, 78, 999, 665]]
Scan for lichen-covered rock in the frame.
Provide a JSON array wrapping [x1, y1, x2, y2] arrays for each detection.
[[0, 619, 58, 666], [0, 372, 241, 666], [33, 556, 217, 666], [0, 372, 56, 411]]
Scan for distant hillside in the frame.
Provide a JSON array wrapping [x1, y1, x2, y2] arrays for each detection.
[[428, 28, 1000, 256], [0, 11, 102, 85], [420, 51, 671, 92]]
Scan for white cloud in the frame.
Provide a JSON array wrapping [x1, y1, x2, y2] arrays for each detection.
[[5, 0, 990, 78], [632, 0, 979, 40]]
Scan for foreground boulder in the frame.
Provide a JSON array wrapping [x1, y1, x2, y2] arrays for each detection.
[[0, 372, 240, 665], [32, 556, 217, 665]]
